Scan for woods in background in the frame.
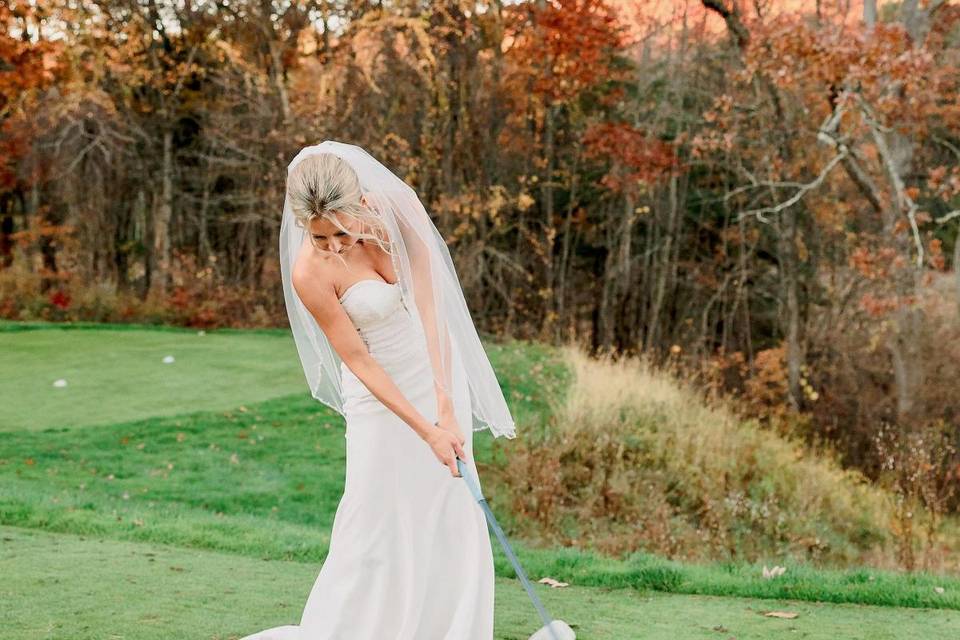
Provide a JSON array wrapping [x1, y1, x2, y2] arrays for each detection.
[[2, 1, 959, 527]]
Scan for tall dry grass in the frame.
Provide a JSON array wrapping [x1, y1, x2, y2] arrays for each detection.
[[495, 343, 958, 570]]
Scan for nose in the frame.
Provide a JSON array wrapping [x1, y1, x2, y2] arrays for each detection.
[[330, 237, 341, 252]]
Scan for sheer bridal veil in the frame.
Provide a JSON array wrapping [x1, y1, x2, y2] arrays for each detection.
[[279, 140, 516, 439]]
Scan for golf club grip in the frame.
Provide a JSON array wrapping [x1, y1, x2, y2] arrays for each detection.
[[456, 456, 484, 501]]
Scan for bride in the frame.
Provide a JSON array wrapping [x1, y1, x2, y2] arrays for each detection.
[[239, 141, 517, 640]]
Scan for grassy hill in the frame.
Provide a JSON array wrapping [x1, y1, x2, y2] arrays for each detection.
[[492, 345, 956, 570]]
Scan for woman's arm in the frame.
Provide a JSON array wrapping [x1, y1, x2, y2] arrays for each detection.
[[393, 217, 457, 423], [368, 222, 456, 425], [292, 266, 466, 474]]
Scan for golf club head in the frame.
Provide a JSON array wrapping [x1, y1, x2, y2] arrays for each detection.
[[528, 619, 576, 640]]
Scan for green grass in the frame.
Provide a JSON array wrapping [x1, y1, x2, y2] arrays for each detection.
[[4, 389, 959, 612], [4, 525, 959, 639], [4, 321, 960, 639], [0, 324, 306, 431], [0, 321, 565, 433]]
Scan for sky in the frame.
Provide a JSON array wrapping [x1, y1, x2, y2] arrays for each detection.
[[611, 0, 875, 48]]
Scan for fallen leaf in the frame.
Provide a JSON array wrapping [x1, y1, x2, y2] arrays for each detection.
[[762, 565, 787, 579], [537, 577, 569, 588], [763, 611, 799, 619]]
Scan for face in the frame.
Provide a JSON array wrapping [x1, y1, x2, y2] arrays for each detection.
[[308, 211, 361, 255]]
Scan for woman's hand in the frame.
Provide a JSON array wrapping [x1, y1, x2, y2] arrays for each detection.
[[425, 424, 467, 477], [435, 406, 466, 447]]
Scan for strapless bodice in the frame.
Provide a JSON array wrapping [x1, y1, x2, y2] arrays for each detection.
[[337, 279, 408, 337], [337, 278, 432, 414]]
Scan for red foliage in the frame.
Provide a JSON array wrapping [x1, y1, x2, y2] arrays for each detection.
[[503, 0, 632, 105], [858, 292, 902, 318], [48, 289, 71, 310], [849, 245, 899, 280], [168, 286, 191, 311], [582, 121, 680, 194]]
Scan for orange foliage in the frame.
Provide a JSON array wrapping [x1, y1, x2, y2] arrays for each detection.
[[582, 121, 680, 195], [504, 0, 631, 104], [0, 4, 67, 189], [691, 5, 959, 329]]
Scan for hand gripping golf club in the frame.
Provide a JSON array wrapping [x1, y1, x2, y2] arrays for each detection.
[[456, 456, 576, 640]]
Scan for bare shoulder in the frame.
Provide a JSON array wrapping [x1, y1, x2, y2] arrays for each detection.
[[290, 246, 368, 362], [292, 248, 336, 306]]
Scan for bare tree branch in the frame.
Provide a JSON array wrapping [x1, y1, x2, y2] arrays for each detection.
[[855, 92, 926, 269], [734, 148, 849, 223]]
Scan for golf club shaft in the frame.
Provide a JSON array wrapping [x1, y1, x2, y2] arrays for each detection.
[[476, 498, 561, 640], [456, 457, 562, 640]]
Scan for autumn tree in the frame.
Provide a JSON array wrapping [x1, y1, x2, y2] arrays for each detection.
[[0, 3, 66, 276], [696, 0, 960, 475]]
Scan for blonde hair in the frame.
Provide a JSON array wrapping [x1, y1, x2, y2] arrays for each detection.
[[286, 153, 392, 266]]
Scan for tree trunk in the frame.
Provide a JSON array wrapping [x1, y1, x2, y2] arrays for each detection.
[[954, 227, 960, 316], [0, 193, 13, 269], [268, 40, 291, 122], [615, 189, 638, 353], [556, 154, 581, 341], [864, 0, 877, 29], [536, 0, 557, 342], [150, 129, 174, 297], [647, 174, 677, 352], [780, 206, 803, 411]]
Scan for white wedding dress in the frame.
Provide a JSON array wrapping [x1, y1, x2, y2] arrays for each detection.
[[240, 277, 495, 640]]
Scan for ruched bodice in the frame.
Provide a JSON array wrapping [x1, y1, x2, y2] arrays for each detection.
[[338, 278, 432, 416], [337, 279, 407, 332]]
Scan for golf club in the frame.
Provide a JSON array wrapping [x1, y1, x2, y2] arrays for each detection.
[[456, 456, 576, 640]]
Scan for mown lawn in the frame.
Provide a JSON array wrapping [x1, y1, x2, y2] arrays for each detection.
[[1, 322, 305, 432], [4, 525, 958, 639], [2, 322, 959, 638], [0, 321, 559, 433]]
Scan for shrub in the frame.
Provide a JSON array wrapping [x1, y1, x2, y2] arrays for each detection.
[[493, 344, 946, 571]]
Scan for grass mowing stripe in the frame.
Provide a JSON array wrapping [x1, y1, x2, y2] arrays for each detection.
[[0, 321, 548, 433], [2, 392, 959, 612], [5, 524, 959, 640], [1, 327, 307, 431], [4, 484, 958, 610]]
